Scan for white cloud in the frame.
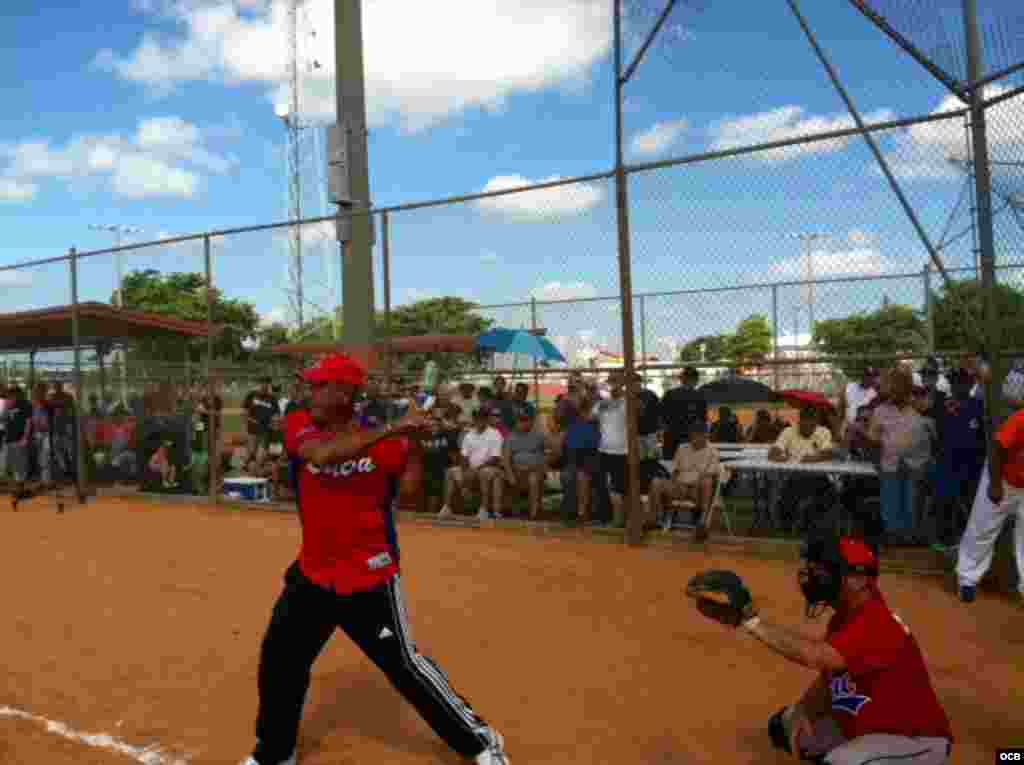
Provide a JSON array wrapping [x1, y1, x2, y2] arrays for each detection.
[[273, 219, 338, 248], [884, 85, 1024, 182], [0, 178, 38, 202], [475, 174, 604, 221], [95, 0, 613, 133], [770, 237, 891, 281], [630, 119, 687, 156], [709, 105, 896, 162], [480, 250, 500, 264], [530, 281, 598, 301], [0, 116, 234, 200]]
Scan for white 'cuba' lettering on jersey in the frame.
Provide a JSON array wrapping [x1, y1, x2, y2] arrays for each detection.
[[306, 457, 377, 478]]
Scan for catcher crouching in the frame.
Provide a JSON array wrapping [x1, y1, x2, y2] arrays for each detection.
[[686, 535, 953, 764]]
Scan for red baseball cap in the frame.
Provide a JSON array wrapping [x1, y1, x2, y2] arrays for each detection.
[[839, 537, 879, 575], [301, 353, 367, 386]]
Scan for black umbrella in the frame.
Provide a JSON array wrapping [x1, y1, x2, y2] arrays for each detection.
[[697, 376, 779, 405]]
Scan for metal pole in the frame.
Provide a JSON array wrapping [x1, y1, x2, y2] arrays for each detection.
[[614, 0, 643, 546], [962, 0, 1002, 429], [530, 297, 541, 413], [639, 294, 647, 379], [204, 236, 218, 504], [772, 284, 780, 391], [335, 0, 376, 348], [924, 264, 935, 353], [382, 212, 393, 399], [70, 247, 87, 501]]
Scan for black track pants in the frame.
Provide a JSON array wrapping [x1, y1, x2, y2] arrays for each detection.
[[253, 562, 491, 763]]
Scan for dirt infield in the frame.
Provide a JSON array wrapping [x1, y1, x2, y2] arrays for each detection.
[[2, 497, 1021, 764]]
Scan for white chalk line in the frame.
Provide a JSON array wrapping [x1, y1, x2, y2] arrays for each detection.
[[0, 705, 191, 765]]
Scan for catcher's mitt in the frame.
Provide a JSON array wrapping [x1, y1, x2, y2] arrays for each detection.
[[685, 569, 757, 628]]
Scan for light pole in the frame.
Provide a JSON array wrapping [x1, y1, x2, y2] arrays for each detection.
[[89, 223, 143, 405], [792, 231, 830, 331]]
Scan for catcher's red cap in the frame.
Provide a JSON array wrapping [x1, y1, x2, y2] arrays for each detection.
[[839, 537, 878, 575], [301, 353, 367, 386]]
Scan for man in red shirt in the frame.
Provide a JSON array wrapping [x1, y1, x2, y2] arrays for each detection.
[[239, 354, 510, 765], [744, 534, 953, 763]]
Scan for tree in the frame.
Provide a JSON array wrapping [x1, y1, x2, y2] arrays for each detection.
[[931, 279, 1024, 354], [727, 314, 772, 365], [813, 303, 926, 377], [678, 335, 730, 363], [120, 269, 260, 365], [379, 297, 494, 378]]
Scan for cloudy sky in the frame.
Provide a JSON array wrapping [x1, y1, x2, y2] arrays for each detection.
[[2, 0, 1022, 361]]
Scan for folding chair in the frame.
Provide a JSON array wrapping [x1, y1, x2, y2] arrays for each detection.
[[668, 463, 735, 537]]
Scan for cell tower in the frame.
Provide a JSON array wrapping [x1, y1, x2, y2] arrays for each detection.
[[278, 0, 336, 337]]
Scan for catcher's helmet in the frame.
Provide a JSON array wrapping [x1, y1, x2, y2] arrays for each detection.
[[798, 533, 878, 618]]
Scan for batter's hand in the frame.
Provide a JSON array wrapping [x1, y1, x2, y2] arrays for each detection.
[[393, 401, 432, 436]]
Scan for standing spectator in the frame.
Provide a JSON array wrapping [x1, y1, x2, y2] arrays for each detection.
[[439, 409, 504, 520], [421, 405, 461, 514], [563, 384, 602, 525], [634, 374, 662, 460], [866, 367, 934, 545], [6, 386, 33, 499], [283, 381, 307, 417], [710, 405, 744, 443], [510, 382, 536, 423], [914, 356, 950, 396], [660, 366, 707, 461], [497, 411, 547, 519], [554, 378, 582, 522], [838, 404, 883, 544], [451, 382, 478, 425], [359, 378, 388, 430], [30, 383, 51, 486], [592, 371, 628, 527], [747, 409, 778, 443], [0, 385, 8, 474], [489, 376, 518, 431], [838, 367, 879, 435], [930, 367, 986, 548], [955, 402, 1024, 607], [647, 421, 719, 531], [49, 381, 77, 479], [244, 377, 279, 458], [768, 408, 837, 532]]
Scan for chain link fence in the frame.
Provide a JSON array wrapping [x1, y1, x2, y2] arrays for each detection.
[[0, 5, 1021, 551]]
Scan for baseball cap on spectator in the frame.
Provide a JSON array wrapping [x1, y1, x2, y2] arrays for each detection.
[[301, 353, 368, 386]]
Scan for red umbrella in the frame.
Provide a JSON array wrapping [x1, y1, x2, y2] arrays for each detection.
[[778, 389, 836, 414]]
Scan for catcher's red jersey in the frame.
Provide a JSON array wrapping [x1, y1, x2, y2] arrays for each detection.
[[285, 408, 409, 595], [825, 592, 952, 742]]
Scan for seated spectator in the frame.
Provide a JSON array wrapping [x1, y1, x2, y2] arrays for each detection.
[[866, 366, 935, 545], [646, 421, 719, 531], [768, 407, 837, 532], [421, 404, 462, 514], [148, 441, 178, 488], [498, 411, 548, 519], [710, 405, 744, 443], [929, 367, 985, 547], [439, 408, 503, 520], [747, 409, 777, 443]]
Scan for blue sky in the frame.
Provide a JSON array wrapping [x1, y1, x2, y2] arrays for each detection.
[[1, 0, 1022, 364]]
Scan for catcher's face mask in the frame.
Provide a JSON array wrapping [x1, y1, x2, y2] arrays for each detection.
[[799, 535, 879, 618]]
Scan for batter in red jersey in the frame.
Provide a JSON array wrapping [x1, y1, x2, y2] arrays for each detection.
[[752, 535, 953, 763], [239, 354, 510, 765]]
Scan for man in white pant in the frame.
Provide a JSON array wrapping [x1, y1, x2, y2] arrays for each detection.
[[956, 405, 1024, 605]]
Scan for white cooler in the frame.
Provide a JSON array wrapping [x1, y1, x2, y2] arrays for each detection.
[[224, 477, 271, 502]]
